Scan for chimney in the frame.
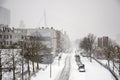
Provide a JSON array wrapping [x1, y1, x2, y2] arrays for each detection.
[[42, 27, 44, 29], [51, 27, 53, 29]]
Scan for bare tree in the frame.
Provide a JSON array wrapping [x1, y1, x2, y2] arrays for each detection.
[[23, 36, 45, 76], [0, 38, 5, 80], [87, 33, 96, 62], [103, 45, 112, 67], [79, 33, 96, 62], [114, 45, 120, 75], [0, 49, 2, 80], [102, 39, 117, 69], [80, 37, 89, 52]]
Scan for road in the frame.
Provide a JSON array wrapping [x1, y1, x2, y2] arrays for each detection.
[[57, 54, 71, 80], [31, 52, 116, 80], [69, 53, 115, 80]]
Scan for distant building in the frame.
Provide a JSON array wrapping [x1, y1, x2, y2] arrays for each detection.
[[96, 36, 109, 59], [0, 7, 10, 25], [116, 34, 120, 45], [14, 28, 27, 43], [26, 27, 57, 54], [103, 36, 108, 47], [14, 27, 57, 56], [60, 31, 71, 52], [0, 24, 14, 48], [98, 37, 103, 48], [19, 20, 25, 28], [97, 36, 109, 48], [14, 27, 70, 56], [56, 30, 62, 53]]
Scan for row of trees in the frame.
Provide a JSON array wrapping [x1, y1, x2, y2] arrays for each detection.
[[79, 33, 120, 75], [0, 35, 48, 80], [80, 33, 96, 62], [22, 36, 48, 78]]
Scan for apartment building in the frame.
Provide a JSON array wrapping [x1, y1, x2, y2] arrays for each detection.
[[0, 24, 14, 48]]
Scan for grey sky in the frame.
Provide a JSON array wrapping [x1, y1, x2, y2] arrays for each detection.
[[2, 0, 120, 41], [0, 0, 6, 5]]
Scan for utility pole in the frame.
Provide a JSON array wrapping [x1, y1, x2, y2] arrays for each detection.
[[0, 49, 2, 80], [12, 49, 15, 80], [50, 63, 52, 78], [21, 41, 24, 80], [58, 56, 61, 66]]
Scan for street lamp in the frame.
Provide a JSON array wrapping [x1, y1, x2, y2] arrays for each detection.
[[49, 37, 57, 78], [19, 40, 24, 80]]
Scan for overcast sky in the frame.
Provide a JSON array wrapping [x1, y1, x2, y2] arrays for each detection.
[[1, 0, 120, 41]]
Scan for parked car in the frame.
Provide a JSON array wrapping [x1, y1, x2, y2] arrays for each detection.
[[78, 64, 85, 72], [81, 52, 89, 57]]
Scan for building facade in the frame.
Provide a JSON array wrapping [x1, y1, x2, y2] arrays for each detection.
[[13, 27, 71, 57], [14, 27, 57, 56], [0, 7, 10, 25], [0, 24, 14, 48], [98, 37, 103, 48], [97, 36, 109, 48], [103, 36, 109, 47]]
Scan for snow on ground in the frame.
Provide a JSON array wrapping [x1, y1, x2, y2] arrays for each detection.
[[69, 52, 116, 80], [31, 53, 68, 80], [57, 54, 71, 80], [97, 59, 120, 79]]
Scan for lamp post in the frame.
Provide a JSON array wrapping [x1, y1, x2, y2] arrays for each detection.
[[20, 40, 24, 80], [11, 44, 16, 80], [50, 48, 53, 78], [50, 62, 52, 78], [49, 36, 57, 78]]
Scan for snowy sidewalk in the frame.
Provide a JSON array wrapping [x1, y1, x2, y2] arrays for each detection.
[[31, 53, 68, 80], [57, 54, 71, 80], [69, 53, 116, 80]]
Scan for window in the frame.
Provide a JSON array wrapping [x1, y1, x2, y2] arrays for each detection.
[[7, 35, 8, 39], [4, 35, 6, 39], [7, 41, 9, 45], [10, 41, 12, 45], [21, 35, 24, 39], [0, 42, 2, 45], [4, 41, 6, 45], [10, 35, 12, 39], [0, 35, 2, 39]]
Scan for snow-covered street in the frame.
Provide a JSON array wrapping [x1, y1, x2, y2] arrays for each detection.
[[31, 51, 116, 80], [31, 53, 68, 80], [69, 52, 116, 80], [57, 54, 71, 80]]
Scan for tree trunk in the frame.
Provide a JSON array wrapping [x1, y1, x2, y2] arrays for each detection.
[[37, 62, 39, 70], [27, 60, 30, 76], [0, 50, 2, 80], [21, 49, 24, 80], [32, 61, 35, 73], [119, 58, 120, 75], [112, 59, 114, 72], [90, 51, 92, 62], [12, 49, 15, 80], [108, 58, 110, 67]]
